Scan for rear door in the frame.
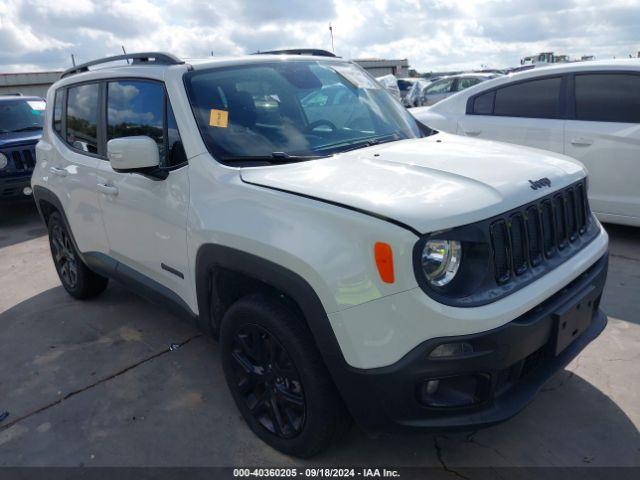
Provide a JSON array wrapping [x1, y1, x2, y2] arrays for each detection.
[[457, 76, 565, 153], [96, 79, 190, 300], [564, 72, 640, 223], [44, 83, 109, 254]]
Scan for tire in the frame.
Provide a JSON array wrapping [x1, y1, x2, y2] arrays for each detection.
[[47, 211, 108, 299], [220, 294, 351, 457]]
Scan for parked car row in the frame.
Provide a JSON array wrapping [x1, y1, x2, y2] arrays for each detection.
[[411, 59, 640, 227]]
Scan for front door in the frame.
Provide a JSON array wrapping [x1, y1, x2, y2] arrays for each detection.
[[96, 79, 191, 301]]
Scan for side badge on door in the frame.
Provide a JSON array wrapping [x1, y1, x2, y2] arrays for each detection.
[[529, 177, 552, 190]]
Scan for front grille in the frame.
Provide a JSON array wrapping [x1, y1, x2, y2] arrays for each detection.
[[1, 146, 37, 173], [490, 180, 591, 284]]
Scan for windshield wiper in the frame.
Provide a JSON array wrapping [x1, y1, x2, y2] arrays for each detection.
[[220, 152, 329, 164], [11, 126, 43, 132], [320, 133, 403, 155]]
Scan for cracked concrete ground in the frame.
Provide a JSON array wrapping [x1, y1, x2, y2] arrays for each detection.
[[0, 203, 639, 468]]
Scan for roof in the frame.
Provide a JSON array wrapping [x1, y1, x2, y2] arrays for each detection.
[[0, 95, 43, 101]]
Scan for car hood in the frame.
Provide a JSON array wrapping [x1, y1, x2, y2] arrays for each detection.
[[240, 134, 586, 234], [0, 131, 41, 148]]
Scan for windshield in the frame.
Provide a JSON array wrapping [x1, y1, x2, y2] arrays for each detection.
[[184, 61, 422, 163], [0, 99, 45, 133]]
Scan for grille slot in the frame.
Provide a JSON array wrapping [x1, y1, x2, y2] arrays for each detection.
[[525, 206, 543, 266], [566, 188, 578, 241], [489, 180, 591, 286], [576, 184, 587, 233], [554, 194, 568, 249], [490, 220, 511, 284], [509, 214, 527, 275], [541, 200, 556, 258]]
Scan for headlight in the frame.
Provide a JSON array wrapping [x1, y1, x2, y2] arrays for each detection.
[[421, 239, 462, 287], [0, 153, 7, 170]]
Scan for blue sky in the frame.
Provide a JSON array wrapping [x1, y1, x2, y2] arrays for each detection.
[[0, 0, 638, 73]]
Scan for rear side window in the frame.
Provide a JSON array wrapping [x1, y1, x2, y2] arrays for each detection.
[[66, 83, 99, 154], [493, 77, 562, 119], [471, 91, 495, 114], [53, 90, 63, 134], [575, 74, 640, 123]]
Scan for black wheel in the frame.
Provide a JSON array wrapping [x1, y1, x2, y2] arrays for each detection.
[[220, 294, 351, 457], [47, 212, 108, 299]]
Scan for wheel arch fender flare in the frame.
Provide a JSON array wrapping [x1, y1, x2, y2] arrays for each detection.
[[194, 243, 349, 374]]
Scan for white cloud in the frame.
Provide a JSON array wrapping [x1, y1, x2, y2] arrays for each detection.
[[0, 0, 638, 73]]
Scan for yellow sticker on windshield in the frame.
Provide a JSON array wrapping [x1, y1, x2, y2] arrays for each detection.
[[209, 109, 229, 128]]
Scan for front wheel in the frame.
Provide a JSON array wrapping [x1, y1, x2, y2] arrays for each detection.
[[47, 212, 108, 299], [220, 294, 351, 457]]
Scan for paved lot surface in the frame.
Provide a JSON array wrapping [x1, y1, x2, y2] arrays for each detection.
[[0, 202, 639, 470]]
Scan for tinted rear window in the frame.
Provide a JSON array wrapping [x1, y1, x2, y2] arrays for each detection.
[[575, 74, 640, 123], [494, 77, 562, 119], [66, 83, 99, 154], [472, 91, 495, 114]]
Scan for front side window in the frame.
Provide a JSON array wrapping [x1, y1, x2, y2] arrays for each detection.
[[456, 77, 482, 91], [106, 80, 186, 168], [493, 77, 562, 119], [184, 61, 422, 163], [575, 74, 640, 123], [0, 98, 45, 134], [426, 79, 454, 95], [107, 80, 164, 162], [66, 83, 99, 153]]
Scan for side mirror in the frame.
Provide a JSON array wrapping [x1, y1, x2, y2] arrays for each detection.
[[107, 136, 166, 179]]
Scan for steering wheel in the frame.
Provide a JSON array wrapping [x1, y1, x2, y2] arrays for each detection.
[[306, 119, 338, 133]]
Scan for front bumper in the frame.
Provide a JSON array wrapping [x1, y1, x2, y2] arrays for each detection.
[[333, 253, 608, 432], [0, 174, 33, 202]]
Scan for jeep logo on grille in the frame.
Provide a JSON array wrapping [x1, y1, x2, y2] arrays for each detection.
[[529, 177, 552, 190]]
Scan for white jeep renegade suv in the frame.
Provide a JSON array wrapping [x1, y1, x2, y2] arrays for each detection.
[[33, 51, 609, 457]]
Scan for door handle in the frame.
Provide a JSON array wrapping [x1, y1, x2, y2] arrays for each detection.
[[97, 183, 119, 196], [570, 138, 593, 146], [463, 130, 481, 136], [49, 166, 67, 177]]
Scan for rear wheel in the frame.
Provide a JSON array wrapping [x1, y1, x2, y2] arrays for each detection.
[[220, 294, 350, 457], [47, 212, 108, 299]]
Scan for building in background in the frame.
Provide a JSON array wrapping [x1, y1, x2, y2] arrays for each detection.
[[354, 58, 410, 78], [0, 71, 62, 98]]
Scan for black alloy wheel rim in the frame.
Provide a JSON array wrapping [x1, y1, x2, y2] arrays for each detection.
[[230, 324, 306, 438], [51, 224, 78, 288]]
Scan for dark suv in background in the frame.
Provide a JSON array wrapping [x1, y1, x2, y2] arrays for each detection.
[[0, 94, 45, 203]]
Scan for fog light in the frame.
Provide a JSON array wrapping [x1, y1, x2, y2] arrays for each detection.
[[418, 374, 488, 408], [429, 342, 473, 358], [23, 186, 32, 196]]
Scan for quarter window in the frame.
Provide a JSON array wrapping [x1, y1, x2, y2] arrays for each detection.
[[575, 74, 640, 123], [493, 77, 562, 119], [66, 83, 99, 153], [53, 90, 63, 134]]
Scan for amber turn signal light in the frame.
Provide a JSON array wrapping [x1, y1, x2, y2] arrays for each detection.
[[374, 242, 394, 283]]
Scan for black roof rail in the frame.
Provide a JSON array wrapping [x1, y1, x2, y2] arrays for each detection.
[[0, 93, 23, 96], [61, 52, 185, 78], [253, 49, 337, 58]]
